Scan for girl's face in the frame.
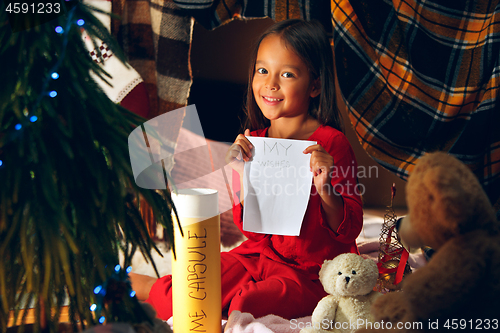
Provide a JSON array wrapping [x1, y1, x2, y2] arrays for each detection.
[[252, 34, 320, 122]]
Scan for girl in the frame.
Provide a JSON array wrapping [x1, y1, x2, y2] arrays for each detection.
[[131, 19, 363, 321]]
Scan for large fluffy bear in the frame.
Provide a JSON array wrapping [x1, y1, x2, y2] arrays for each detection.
[[362, 152, 500, 332]]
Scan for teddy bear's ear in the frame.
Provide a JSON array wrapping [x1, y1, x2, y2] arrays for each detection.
[[319, 259, 334, 283], [364, 257, 380, 282]]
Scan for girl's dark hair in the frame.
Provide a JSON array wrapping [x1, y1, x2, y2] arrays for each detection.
[[243, 19, 343, 133]]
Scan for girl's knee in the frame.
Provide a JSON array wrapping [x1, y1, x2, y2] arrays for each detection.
[[228, 278, 321, 319]]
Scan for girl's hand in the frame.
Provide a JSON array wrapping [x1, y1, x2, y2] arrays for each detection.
[[225, 129, 253, 175], [303, 144, 334, 192]]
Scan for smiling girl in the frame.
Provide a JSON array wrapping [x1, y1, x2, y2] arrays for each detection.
[[133, 19, 363, 321]]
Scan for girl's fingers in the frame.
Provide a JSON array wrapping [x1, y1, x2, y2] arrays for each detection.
[[309, 147, 334, 180], [233, 130, 254, 162], [242, 130, 254, 151], [236, 141, 252, 162], [232, 143, 249, 162], [309, 153, 333, 170], [242, 130, 254, 159], [311, 164, 327, 176], [304, 145, 322, 170], [303, 144, 325, 154], [225, 145, 242, 165]]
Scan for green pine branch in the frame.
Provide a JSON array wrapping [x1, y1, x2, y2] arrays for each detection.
[[0, 1, 176, 331]]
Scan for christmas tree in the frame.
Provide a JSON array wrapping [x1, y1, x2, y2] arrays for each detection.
[[0, 1, 175, 331]]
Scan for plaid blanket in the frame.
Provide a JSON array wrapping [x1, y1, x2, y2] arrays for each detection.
[[110, 0, 330, 120], [331, 0, 500, 204], [180, 0, 331, 34], [112, 0, 192, 120]]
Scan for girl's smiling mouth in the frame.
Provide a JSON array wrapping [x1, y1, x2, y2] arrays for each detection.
[[262, 96, 284, 103]]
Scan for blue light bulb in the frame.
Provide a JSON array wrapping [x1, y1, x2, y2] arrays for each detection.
[[94, 285, 102, 294], [55, 26, 64, 34], [0, 160, 3, 167], [77, 19, 85, 26], [15, 124, 22, 130], [114, 264, 121, 272], [130, 291, 136, 298], [90, 304, 97, 311], [99, 316, 105, 324], [49, 91, 57, 98], [126, 266, 132, 273], [51, 72, 59, 79], [30, 116, 38, 122]]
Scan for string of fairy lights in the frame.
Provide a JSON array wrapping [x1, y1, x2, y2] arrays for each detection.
[[0, 2, 79, 168], [2, 1, 138, 324], [92, 264, 135, 324]]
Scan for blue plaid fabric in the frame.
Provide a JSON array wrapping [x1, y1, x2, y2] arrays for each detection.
[[331, 0, 500, 204]]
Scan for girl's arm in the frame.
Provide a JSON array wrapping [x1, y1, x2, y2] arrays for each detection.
[[129, 272, 157, 301], [304, 131, 363, 241], [303, 144, 345, 232], [226, 129, 253, 206], [317, 183, 345, 232]]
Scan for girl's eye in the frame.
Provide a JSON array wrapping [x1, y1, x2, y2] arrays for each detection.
[[282, 72, 295, 78], [256, 68, 267, 74]]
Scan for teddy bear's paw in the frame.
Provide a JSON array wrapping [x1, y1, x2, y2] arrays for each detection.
[[371, 293, 408, 324]]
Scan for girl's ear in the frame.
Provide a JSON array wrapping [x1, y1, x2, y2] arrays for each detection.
[[310, 78, 321, 98]]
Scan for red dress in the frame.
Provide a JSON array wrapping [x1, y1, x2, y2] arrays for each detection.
[[146, 125, 363, 320]]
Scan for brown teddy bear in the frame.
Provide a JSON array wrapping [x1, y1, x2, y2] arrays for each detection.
[[360, 152, 500, 332]]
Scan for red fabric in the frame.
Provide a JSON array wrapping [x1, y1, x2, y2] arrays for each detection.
[[146, 252, 326, 320], [395, 249, 410, 285], [376, 224, 409, 285], [146, 125, 363, 320], [120, 81, 150, 118]]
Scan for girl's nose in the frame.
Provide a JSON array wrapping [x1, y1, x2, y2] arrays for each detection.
[[265, 78, 279, 91]]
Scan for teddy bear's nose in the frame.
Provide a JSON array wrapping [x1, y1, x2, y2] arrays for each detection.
[[345, 276, 350, 283]]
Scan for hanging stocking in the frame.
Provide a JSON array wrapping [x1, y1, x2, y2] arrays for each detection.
[[83, 0, 149, 118]]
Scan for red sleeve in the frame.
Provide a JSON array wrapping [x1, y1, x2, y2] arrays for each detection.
[[316, 131, 363, 244]]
